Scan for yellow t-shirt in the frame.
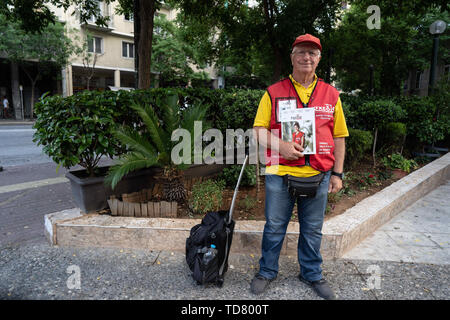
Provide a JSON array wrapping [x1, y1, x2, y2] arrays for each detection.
[[253, 75, 349, 177]]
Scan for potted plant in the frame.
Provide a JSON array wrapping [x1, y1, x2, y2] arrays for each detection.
[[33, 91, 155, 213], [381, 153, 418, 179], [106, 92, 210, 204]]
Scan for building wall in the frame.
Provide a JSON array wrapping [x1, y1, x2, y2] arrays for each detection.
[[403, 64, 449, 96], [49, 1, 136, 94], [49, 1, 218, 94]]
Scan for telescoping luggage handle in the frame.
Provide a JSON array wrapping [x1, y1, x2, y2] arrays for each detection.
[[227, 155, 249, 225]]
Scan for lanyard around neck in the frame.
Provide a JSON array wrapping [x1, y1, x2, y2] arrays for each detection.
[[288, 77, 318, 108]]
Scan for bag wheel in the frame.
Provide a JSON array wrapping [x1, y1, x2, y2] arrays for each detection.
[[216, 278, 224, 287]]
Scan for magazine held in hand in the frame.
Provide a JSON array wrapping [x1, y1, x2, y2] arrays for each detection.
[[278, 99, 316, 154]]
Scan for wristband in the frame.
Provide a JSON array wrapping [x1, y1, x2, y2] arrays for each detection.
[[331, 171, 343, 179]]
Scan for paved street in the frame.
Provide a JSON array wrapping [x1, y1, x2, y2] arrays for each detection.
[[0, 124, 52, 167], [0, 123, 75, 247]]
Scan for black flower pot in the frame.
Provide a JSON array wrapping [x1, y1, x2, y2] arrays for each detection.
[[65, 166, 157, 213]]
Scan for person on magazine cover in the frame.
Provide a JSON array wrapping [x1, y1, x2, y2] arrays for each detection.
[[292, 122, 305, 148], [252, 33, 349, 299]]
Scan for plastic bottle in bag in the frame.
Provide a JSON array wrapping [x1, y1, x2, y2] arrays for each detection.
[[202, 244, 217, 265]]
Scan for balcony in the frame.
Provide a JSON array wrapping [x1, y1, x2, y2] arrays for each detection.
[[81, 18, 115, 32]]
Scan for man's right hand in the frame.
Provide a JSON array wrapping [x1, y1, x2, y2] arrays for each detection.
[[279, 140, 304, 160]]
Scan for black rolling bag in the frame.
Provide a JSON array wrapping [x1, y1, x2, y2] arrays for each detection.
[[186, 155, 249, 287]]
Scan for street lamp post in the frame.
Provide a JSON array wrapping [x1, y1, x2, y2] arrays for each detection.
[[428, 20, 446, 96]]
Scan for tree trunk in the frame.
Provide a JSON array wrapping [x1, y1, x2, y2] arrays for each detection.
[[21, 65, 39, 119], [138, 0, 156, 89], [133, 0, 140, 89], [85, 53, 97, 90], [262, 0, 283, 83], [10, 62, 22, 119], [30, 79, 37, 119], [372, 127, 378, 167], [271, 47, 283, 83]]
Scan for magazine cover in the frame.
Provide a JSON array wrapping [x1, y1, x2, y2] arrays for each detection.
[[278, 103, 316, 155]]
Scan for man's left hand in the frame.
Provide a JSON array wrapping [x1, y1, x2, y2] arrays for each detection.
[[328, 175, 343, 193]]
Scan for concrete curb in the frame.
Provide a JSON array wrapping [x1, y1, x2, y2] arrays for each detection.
[[0, 120, 35, 126], [44, 153, 450, 259]]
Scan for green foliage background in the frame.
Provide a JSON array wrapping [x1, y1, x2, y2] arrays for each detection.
[[33, 86, 449, 176]]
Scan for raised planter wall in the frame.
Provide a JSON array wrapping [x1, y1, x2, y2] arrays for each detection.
[[47, 153, 450, 258]]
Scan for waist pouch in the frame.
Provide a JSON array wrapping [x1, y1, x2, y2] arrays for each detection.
[[283, 173, 325, 198]]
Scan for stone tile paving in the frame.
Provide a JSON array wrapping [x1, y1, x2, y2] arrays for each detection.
[[342, 180, 450, 266]]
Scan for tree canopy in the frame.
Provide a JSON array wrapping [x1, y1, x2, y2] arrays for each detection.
[[3, 0, 449, 93], [172, 0, 342, 85], [0, 0, 112, 32], [330, 1, 449, 95], [152, 14, 209, 87]]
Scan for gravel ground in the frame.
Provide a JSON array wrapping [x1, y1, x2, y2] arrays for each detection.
[[1, 240, 448, 301]]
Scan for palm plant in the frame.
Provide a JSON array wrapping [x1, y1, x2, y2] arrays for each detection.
[[106, 93, 209, 202]]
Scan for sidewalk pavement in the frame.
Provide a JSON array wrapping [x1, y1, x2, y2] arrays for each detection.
[[0, 181, 448, 300]]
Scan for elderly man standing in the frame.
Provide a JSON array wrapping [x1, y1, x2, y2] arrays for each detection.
[[251, 34, 349, 299]]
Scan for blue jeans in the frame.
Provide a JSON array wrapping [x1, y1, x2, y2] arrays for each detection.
[[258, 172, 331, 282]]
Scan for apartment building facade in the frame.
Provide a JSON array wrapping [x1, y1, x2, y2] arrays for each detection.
[[51, 1, 178, 96]]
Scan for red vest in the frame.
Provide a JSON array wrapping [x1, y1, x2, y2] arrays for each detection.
[[266, 77, 339, 172], [292, 131, 304, 145]]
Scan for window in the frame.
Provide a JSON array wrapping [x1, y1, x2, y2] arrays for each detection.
[[122, 41, 134, 58], [88, 37, 103, 54], [87, 1, 104, 23], [124, 12, 134, 21]]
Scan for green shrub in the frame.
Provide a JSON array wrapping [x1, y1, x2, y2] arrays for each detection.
[[358, 99, 406, 131], [396, 95, 435, 146], [219, 164, 257, 187], [36, 86, 447, 177], [377, 122, 407, 155], [358, 99, 405, 165], [33, 91, 126, 177], [209, 89, 264, 132], [239, 195, 257, 210], [393, 91, 449, 149], [189, 179, 225, 215], [345, 128, 373, 168], [381, 153, 418, 173]]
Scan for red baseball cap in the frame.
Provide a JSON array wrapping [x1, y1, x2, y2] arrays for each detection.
[[292, 34, 322, 51]]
